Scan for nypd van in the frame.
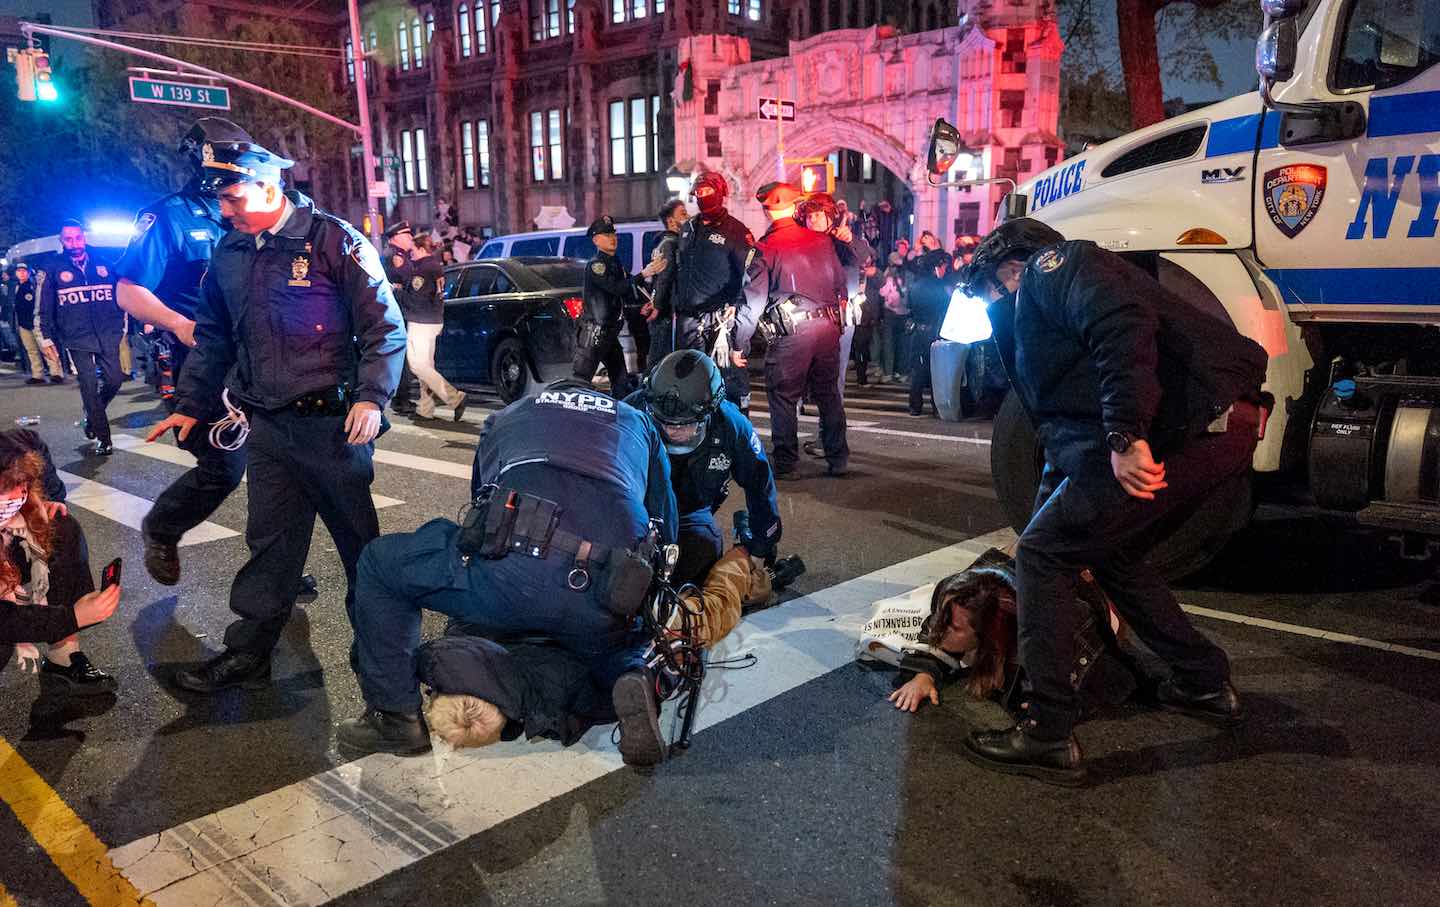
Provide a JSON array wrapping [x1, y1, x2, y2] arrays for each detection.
[[967, 0, 1439, 573]]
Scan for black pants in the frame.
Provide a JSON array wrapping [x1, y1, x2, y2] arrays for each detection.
[[142, 342, 248, 546], [71, 346, 123, 445], [852, 323, 875, 385], [572, 322, 632, 398], [674, 512, 725, 587], [623, 308, 651, 375], [763, 317, 848, 471], [908, 332, 935, 415], [648, 314, 675, 365], [675, 313, 751, 411], [1015, 403, 1259, 738], [223, 409, 381, 655]]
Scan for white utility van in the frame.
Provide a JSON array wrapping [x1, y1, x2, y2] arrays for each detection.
[[475, 221, 666, 275]]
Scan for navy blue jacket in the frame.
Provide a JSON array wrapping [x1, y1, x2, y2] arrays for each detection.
[[113, 183, 224, 320], [37, 253, 124, 353], [623, 394, 780, 557], [473, 383, 677, 549], [175, 192, 407, 415], [673, 209, 758, 317], [734, 216, 846, 351]]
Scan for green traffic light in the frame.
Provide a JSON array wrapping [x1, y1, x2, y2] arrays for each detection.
[[37, 81, 58, 102]]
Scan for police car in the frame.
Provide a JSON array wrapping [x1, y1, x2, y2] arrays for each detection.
[[967, 0, 1440, 574]]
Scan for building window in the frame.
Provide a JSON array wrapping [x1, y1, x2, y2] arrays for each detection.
[[651, 93, 660, 169], [729, 0, 761, 18], [412, 17, 425, 67], [748, 0, 761, 20], [401, 130, 416, 192], [613, 0, 649, 22], [478, 120, 491, 186], [397, 23, 411, 70], [548, 109, 563, 179], [416, 127, 429, 191], [609, 101, 626, 176], [656, 0, 665, 11], [861, 152, 875, 182], [492, 0, 501, 25], [727, 0, 739, 13], [531, 112, 545, 180], [703, 79, 719, 115], [475, 4, 488, 52], [630, 97, 650, 174], [458, 4, 472, 57], [462, 122, 476, 188], [426, 12, 434, 44], [704, 125, 721, 157], [531, 0, 561, 40], [568, 0, 576, 33], [344, 37, 355, 82], [610, 96, 660, 176]]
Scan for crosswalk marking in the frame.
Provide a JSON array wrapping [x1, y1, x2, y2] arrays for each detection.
[[107, 529, 1018, 906], [371, 448, 471, 479], [56, 470, 238, 547], [110, 435, 405, 510]]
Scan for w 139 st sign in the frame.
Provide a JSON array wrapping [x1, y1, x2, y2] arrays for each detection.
[[128, 77, 231, 111]]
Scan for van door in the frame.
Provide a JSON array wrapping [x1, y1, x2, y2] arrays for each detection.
[[1255, 0, 1440, 321]]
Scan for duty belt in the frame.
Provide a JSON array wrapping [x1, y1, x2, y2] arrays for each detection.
[[281, 386, 350, 417], [787, 304, 842, 325]]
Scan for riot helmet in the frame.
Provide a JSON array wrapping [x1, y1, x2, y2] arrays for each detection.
[[689, 170, 729, 216], [961, 217, 1065, 296], [641, 350, 725, 455], [796, 192, 840, 231]]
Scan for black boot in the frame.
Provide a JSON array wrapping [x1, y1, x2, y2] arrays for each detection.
[[1155, 679, 1246, 726], [143, 531, 181, 586], [962, 720, 1086, 787], [612, 671, 666, 767], [39, 652, 118, 696], [336, 708, 431, 756], [173, 649, 271, 694]]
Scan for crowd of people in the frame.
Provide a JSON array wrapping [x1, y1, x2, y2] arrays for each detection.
[[1, 114, 1270, 788]]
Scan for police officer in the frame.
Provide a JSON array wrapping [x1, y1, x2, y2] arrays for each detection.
[[625, 350, 780, 585], [671, 171, 766, 411], [905, 249, 953, 418], [402, 234, 466, 420], [383, 221, 419, 415], [959, 218, 1267, 785], [337, 378, 678, 764], [38, 220, 125, 455], [643, 199, 688, 363], [9, 262, 58, 384], [572, 215, 664, 398], [115, 118, 247, 585], [733, 182, 850, 479], [146, 134, 406, 694]]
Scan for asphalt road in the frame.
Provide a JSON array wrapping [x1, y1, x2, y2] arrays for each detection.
[[0, 362, 1437, 907]]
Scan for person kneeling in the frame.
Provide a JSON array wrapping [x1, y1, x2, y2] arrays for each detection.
[[422, 545, 770, 758]]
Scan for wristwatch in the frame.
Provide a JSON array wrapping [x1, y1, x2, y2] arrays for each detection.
[[1106, 430, 1138, 454]]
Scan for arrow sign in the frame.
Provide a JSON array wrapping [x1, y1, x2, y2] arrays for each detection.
[[757, 97, 796, 121], [128, 76, 231, 110]]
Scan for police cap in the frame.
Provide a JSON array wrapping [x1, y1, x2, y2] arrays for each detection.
[[961, 217, 1065, 294], [197, 134, 295, 194], [179, 117, 254, 160], [587, 215, 617, 238], [384, 220, 414, 239], [755, 182, 804, 211]]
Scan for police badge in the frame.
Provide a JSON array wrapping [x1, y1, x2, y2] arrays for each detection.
[[288, 256, 312, 287], [592, 261, 606, 275], [60, 270, 73, 282], [1034, 248, 1064, 273], [202, 143, 215, 164], [1263, 164, 1326, 239], [97, 265, 108, 278]]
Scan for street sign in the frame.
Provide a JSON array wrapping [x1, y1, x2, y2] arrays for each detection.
[[128, 76, 230, 110], [757, 97, 795, 121], [369, 180, 390, 198]]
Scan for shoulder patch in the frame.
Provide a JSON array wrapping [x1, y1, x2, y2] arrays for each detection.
[[1033, 248, 1065, 273], [350, 241, 387, 283], [591, 261, 606, 276], [135, 212, 157, 234], [744, 248, 757, 270]]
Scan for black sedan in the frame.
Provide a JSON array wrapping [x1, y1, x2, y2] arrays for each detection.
[[434, 256, 586, 402]]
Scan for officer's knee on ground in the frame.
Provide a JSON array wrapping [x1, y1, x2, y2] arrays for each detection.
[[425, 694, 505, 748]]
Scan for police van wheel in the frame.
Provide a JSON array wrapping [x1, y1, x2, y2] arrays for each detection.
[[491, 338, 533, 404], [989, 390, 1249, 581]]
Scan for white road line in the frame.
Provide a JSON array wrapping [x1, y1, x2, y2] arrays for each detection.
[[1180, 604, 1440, 662], [108, 528, 1019, 907], [371, 448, 471, 479], [110, 435, 405, 510], [56, 470, 237, 547]]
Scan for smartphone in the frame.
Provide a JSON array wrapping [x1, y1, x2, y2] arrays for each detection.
[[101, 557, 122, 590]]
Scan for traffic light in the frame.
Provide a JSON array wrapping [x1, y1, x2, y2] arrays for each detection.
[[32, 52, 57, 102], [13, 48, 35, 102], [12, 49, 58, 103], [799, 161, 835, 194]]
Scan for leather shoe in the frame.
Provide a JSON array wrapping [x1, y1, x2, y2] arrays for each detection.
[[962, 721, 1087, 787], [173, 650, 271, 694], [825, 462, 849, 477], [336, 708, 431, 756], [295, 573, 320, 602], [1156, 679, 1246, 726], [612, 671, 666, 767], [143, 534, 181, 586], [39, 652, 118, 696], [92, 441, 114, 456], [802, 440, 825, 459], [81, 418, 95, 440]]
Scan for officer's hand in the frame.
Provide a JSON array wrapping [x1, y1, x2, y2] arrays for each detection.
[[146, 413, 198, 443], [730, 350, 748, 368], [173, 318, 198, 348], [640, 303, 658, 322], [1111, 439, 1168, 501], [888, 674, 939, 712], [641, 257, 668, 279], [345, 401, 383, 445]]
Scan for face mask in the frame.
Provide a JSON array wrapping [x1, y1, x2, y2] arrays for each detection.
[[0, 493, 27, 523], [695, 190, 725, 216]]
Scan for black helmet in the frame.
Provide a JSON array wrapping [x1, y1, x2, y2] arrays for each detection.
[[961, 217, 1065, 294], [179, 117, 256, 163], [796, 192, 839, 226], [641, 350, 724, 454]]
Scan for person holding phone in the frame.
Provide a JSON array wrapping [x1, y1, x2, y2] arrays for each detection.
[[0, 429, 118, 692]]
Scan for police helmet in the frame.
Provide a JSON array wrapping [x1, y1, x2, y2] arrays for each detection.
[[690, 170, 729, 203], [961, 217, 1065, 295], [796, 192, 840, 228], [642, 350, 725, 455]]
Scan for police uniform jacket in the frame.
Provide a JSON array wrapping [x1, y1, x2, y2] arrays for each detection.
[[471, 384, 678, 551], [9, 278, 37, 332], [383, 247, 413, 311], [988, 240, 1268, 489], [621, 394, 781, 558], [580, 251, 636, 330], [733, 216, 846, 352], [175, 191, 407, 417], [646, 230, 681, 320], [113, 183, 224, 320], [37, 254, 124, 353], [401, 255, 446, 325], [907, 273, 950, 341], [673, 210, 758, 317]]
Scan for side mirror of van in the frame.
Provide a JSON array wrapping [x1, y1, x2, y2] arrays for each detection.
[[1256, 17, 1298, 84], [927, 118, 964, 177]]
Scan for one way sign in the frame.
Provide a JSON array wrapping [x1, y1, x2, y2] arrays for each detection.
[[757, 97, 796, 121]]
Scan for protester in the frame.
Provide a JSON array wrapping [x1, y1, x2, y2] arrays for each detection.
[[643, 198, 687, 363], [404, 234, 467, 421], [9, 262, 63, 384], [852, 255, 883, 387], [881, 251, 910, 383]]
